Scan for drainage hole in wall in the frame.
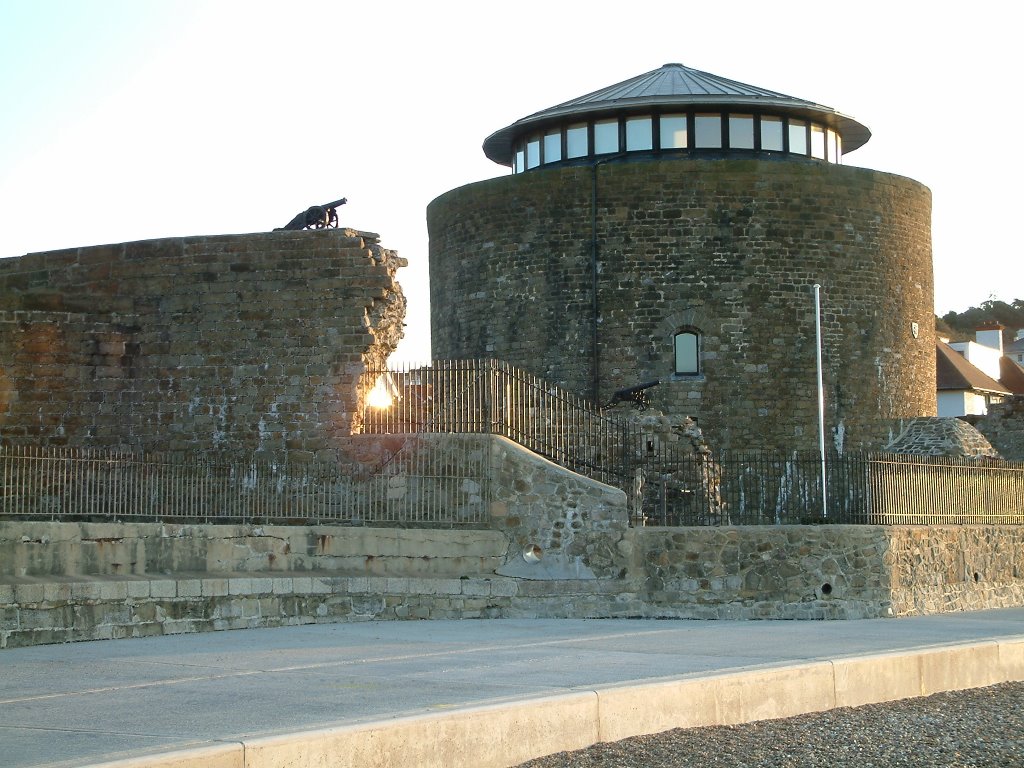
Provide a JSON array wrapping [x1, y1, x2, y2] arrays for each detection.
[[522, 544, 543, 564], [820, 583, 833, 596]]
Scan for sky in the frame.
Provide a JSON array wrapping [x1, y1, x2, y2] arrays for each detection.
[[1, 1, 1020, 364]]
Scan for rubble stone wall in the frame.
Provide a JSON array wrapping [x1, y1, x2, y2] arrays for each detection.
[[0, 229, 406, 459], [629, 524, 1024, 620], [972, 396, 1024, 461]]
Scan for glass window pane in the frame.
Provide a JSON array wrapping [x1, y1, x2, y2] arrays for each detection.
[[526, 137, 541, 169], [566, 123, 588, 158], [543, 131, 561, 164], [625, 116, 652, 151], [514, 149, 525, 173], [835, 133, 842, 163], [660, 114, 687, 149], [695, 114, 722, 148], [811, 124, 825, 159], [674, 332, 699, 375], [788, 120, 807, 155], [826, 129, 838, 163], [594, 120, 619, 154], [761, 116, 783, 151], [729, 114, 754, 149]]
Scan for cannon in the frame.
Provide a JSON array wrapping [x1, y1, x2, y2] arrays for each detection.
[[275, 198, 347, 231], [604, 380, 660, 411]]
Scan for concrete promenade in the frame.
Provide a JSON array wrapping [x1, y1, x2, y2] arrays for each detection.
[[2, 609, 1023, 768]]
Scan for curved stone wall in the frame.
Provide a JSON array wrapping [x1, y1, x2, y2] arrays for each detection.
[[429, 158, 935, 451]]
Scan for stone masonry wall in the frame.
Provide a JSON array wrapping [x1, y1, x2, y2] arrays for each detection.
[[429, 158, 935, 452], [630, 525, 893, 619], [307, 433, 631, 580], [630, 524, 1024, 619], [885, 526, 1024, 616], [972, 396, 1024, 461], [0, 229, 405, 459], [5, 520, 1024, 646]]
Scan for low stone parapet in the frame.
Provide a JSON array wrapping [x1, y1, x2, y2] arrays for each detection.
[[0, 572, 526, 648], [4, 521, 1024, 648]]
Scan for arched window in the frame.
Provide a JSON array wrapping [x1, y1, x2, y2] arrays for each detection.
[[674, 330, 700, 375]]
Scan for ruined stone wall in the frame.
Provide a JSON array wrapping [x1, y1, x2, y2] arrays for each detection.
[[0, 229, 405, 459], [884, 417, 1000, 458], [972, 396, 1024, 461], [429, 158, 935, 452]]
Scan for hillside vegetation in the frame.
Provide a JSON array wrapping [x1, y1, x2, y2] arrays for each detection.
[[937, 299, 1024, 342]]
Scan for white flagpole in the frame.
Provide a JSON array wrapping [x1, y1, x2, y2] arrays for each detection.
[[813, 284, 828, 519]]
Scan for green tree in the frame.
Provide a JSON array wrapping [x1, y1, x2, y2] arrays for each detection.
[[938, 298, 1024, 343]]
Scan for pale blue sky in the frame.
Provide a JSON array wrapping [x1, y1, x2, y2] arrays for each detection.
[[1, 1, 1020, 362]]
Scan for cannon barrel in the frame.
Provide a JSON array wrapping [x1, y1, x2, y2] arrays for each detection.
[[604, 379, 661, 411], [274, 197, 347, 231]]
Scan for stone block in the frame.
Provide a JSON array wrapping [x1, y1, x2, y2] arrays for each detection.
[[341, 577, 367, 594], [489, 579, 519, 598], [203, 578, 229, 597], [460, 579, 491, 597], [98, 582, 129, 601], [308, 577, 333, 594], [150, 580, 177, 599], [14, 583, 47, 604], [126, 580, 151, 598], [250, 578, 274, 595], [1, 606, 21, 631], [69, 582, 101, 601], [176, 579, 202, 598]]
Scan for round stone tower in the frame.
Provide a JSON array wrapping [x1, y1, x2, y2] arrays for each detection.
[[428, 63, 935, 452]]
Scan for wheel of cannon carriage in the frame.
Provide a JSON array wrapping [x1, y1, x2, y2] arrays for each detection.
[[304, 205, 329, 229]]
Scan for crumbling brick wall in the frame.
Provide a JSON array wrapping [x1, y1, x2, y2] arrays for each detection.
[[0, 229, 405, 459]]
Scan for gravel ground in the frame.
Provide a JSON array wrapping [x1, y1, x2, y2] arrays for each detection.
[[514, 682, 1024, 768]]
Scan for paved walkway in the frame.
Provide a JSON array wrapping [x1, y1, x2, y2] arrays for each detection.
[[2, 609, 1023, 768]]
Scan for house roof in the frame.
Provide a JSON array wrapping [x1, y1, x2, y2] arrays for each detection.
[[936, 342, 1011, 395], [482, 62, 871, 166], [1000, 356, 1024, 394]]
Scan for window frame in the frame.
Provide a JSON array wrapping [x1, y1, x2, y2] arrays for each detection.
[[673, 329, 701, 376]]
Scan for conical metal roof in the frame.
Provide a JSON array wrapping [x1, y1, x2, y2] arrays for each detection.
[[483, 62, 870, 166]]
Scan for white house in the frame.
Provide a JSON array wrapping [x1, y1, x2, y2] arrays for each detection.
[[1007, 329, 1024, 365], [937, 324, 1024, 416]]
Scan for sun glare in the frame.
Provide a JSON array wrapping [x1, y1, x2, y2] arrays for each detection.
[[366, 374, 396, 409]]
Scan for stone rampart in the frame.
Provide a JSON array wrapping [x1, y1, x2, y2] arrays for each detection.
[[0, 229, 405, 459]]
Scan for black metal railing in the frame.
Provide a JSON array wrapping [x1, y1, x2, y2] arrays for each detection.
[[0, 441, 492, 526], [4, 361, 1022, 528], [361, 359, 629, 487], [360, 360, 1024, 527]]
